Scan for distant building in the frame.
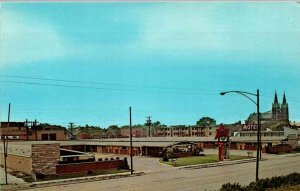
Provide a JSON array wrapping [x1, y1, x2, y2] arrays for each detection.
[[247, 91, 289, 124], [272, 92, 289, 121], [120, 128, 147, 138], [0, 122, 67, 141], [291, 121, 300, 128], [152, 125, 219, 137], [73, 128, 106, 140]]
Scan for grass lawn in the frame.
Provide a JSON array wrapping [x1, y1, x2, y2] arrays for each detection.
[[159, 154, 250, 167]]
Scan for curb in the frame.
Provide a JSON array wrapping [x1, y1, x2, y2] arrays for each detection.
[[156, 159, 173, 167], [30, 172, 145, 186], [179, 158, 266, 169], [2, 172, 145, 191], [278, 153, 300, 157]]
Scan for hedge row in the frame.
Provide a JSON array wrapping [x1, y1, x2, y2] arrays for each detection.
[[220, 172, 300, 191]]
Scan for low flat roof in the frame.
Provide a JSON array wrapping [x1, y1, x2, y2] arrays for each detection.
[[5, 136, 285, 149]]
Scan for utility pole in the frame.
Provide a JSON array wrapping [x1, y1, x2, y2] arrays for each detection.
[[25, 119, 29, 141], [34, 119, 38, 141], [129, 107, 133, 175], [146, 116, 151, 137], [69, 122, 74, 140], [3, 103, 11, 185]]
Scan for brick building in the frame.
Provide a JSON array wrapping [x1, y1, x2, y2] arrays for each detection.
[[73, 129, 106, 140], [153, 125, 219, 137], [0, 122, 67, 141], [0, 141, 126, 178], [120, 128, 147, 138]]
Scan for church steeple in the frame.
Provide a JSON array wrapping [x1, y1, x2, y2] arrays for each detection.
[[273, 91, 279, 106], [282, 92, 287, 105], [280, 91, 289, 122]]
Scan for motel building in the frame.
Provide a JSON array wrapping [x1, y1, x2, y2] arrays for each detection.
[[1, 126, 298, 178]]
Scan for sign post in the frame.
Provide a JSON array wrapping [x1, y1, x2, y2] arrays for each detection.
[[215, 124, 230, 161]]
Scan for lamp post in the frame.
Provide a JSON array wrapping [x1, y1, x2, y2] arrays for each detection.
[[220, 90, 261, 181], [129, 107, 133, 175]]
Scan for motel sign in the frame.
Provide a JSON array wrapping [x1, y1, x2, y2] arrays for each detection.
[[243, 124, 258, 131]]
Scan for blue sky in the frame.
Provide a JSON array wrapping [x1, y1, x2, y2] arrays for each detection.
[[1, 2, 300, 128]]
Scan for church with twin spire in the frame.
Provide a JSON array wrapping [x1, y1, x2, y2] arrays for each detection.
[[246, 91, 289, 124], [272, 92, 289, 121]]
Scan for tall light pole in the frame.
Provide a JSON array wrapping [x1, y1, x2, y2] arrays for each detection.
[[220, 90, 261, 181], [129, 107, 133, 175]]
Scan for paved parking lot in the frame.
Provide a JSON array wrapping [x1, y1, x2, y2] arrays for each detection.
[[92, 152, 172, 173]]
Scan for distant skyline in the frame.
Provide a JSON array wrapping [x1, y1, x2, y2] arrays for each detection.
[[1, 2, 300, 127]]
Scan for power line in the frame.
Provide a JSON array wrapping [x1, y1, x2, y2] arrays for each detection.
[[2, 75, 300, 101], [0, 74, 221, 93], [1, 80, 220, 96]]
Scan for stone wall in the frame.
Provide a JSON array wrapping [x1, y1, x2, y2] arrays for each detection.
[[0, 153, 32, 174], [31, 143, 60, 175]]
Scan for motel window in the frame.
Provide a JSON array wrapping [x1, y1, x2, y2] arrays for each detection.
[[41, 134, 48, 140], [49, 134, 57, 140]]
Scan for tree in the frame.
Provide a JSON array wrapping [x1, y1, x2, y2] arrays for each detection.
[[149, 121, 167, 128], [106, 125, 120, 138], [152, 121, 161, 127], [196, 117, 216, 127]]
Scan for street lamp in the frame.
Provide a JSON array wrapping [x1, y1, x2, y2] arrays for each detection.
[[220, 90, 261, 181]]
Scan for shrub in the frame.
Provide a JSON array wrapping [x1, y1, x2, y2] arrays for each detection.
[[246, 180, 266, 191], [162, 155, 169, 162], [220, 183, 246, 191], [220, 173, 300, 191], [286, 173, 300, 185]]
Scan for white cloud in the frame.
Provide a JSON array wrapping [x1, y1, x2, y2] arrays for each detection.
[[0, 10, 73, 68]]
